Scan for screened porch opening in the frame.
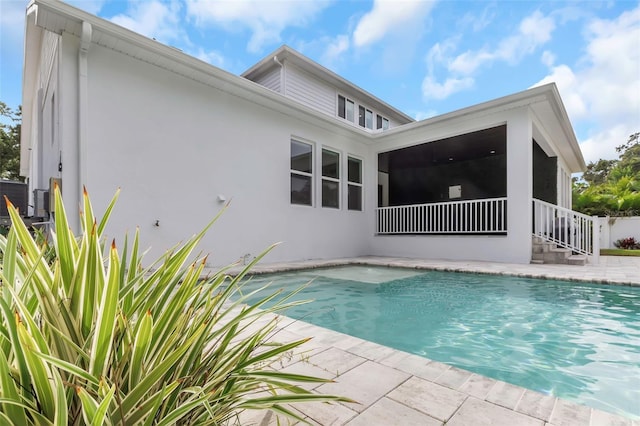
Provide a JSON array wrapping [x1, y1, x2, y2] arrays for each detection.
[[377, 125, 507, 234]]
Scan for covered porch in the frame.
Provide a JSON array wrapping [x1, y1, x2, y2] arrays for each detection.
[[369, 87, 593, 263]]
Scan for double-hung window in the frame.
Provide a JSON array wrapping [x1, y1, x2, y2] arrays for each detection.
[[338, 95, 355, 122], [291, 140, 313, 205], [322, 149, 340, 208], [348, 157, 363, 211]]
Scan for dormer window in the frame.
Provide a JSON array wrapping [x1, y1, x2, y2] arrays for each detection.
[[338, 95, 355, 122]]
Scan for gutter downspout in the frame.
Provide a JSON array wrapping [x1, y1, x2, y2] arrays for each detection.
[[78, 21, 92, 229], [273, 55, 285, 94]]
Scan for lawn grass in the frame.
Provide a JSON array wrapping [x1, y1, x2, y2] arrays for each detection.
[[600, 248, 640, 257]]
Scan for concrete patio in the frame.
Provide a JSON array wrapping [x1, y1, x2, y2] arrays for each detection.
[[225, 256, 640, 425]]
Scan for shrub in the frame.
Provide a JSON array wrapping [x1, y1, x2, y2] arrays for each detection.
[[614, 237, 640, 250], [0, 186, 352, 424]]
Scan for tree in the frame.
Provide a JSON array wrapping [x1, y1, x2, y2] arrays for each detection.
[[582, 158, 617, 186], [616, 132, 640, 177], [0, 101, 22, 181], [573, 131, 640, 216]]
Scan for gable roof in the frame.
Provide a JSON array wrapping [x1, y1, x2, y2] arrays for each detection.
[[242, 45, 415, 125]]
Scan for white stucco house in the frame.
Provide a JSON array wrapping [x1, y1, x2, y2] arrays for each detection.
[[20, 0, 598, 266]]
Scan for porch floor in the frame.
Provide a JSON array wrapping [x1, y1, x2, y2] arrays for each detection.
[[216, 256, 639, 425]]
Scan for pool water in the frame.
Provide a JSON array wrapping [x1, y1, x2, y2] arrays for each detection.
[[241, 266, 640, 419]]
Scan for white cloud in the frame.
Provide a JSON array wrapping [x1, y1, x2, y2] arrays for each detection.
[[422, 10, 556, 102], [422, 75, 474, 100], [185, 0, 330, 53], [321, 34, 350, 65], [541, 50, 555, 68], [352, 0, 436, 48], [192, 48, 225, 68], [449, 10, 555, 75], [579, 125, 631, 163], [110, 0, 183, 44], [532, 5, 640, 162], [457, 4, 496, 33]]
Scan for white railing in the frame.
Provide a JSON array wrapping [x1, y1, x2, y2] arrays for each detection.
[[533, 198, 599, 262], [376, 197, 507, 234]]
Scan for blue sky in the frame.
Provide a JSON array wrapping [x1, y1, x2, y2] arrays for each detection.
[[1, 0, 639, 164]]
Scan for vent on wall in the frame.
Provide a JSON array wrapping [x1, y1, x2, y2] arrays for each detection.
[[0, 181, 28, 217]]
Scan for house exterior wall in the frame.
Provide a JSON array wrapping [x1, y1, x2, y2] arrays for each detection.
[[253, 67, 281, 93], [284, 62, 335, 117], [58, 42, 373, 266], [22, 8, 585, 267], [24, 30, 62, 204]]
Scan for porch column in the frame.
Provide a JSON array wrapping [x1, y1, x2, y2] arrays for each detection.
[[506, 108, 533, 263]]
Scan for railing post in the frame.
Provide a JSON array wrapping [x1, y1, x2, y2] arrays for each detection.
[[592, 215, 600, 264]]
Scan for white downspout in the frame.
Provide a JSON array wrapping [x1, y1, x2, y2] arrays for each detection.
[[78, 21, 92, 229], [273, 55, 285, 94]]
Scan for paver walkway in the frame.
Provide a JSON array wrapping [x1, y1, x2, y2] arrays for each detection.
[[221, 256, 640, 425]]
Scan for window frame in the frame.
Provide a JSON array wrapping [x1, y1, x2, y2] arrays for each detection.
[[347, 155, 363, 211], [321, 148, 341, 209], [338, 94, 355, 123], [290, 139, 314, 206]]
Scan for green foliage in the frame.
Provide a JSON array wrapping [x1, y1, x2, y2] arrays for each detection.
[[0, 102, 22, 181], [573, 132, 640, 216], [0, 187, 352, 424]]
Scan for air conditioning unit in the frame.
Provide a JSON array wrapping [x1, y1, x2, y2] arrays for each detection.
[[0, 180, 28, 217]]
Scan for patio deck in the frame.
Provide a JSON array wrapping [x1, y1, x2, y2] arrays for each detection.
[[222, 256, 640, 425]]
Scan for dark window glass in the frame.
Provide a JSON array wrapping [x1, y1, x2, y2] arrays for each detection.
[[348, 185, 362, 210], [348, 157, 362, 184], [322, 180, 339, 208], [377, 114, 383, 129], [338, 95, 346, 119], [291, 140, 312, 173], [359, 106, 365, 127], [322, 149, 339, 179], [291, 174, 312, 205]]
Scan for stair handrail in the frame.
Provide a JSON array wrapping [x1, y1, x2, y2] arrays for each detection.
[[532, 198, 600, 264]]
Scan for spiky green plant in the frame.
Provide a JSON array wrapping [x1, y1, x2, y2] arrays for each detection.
[[0, 186, 352, 425]]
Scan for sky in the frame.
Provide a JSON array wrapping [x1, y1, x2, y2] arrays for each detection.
[[1, 0, 639, 165]]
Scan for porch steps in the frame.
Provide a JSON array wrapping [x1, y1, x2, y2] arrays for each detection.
[[531, 236, 587, 266]]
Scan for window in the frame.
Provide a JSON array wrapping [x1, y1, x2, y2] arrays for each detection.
[[338, 95, 355, 122], [291, 140, 313, 205], [376, 114, 389, 130], [359, 106, 373, 129], [322, 149, 340, 208], [348, 157, 363, 211], [365, 109, 373, 129]]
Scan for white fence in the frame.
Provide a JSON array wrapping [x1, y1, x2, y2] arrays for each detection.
[[597, 216, 640, 249], [533, 198, 599, 262], [376, 197, 507, 234]]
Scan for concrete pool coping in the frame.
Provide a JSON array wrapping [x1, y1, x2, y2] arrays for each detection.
[[220, 256, 640, 425]]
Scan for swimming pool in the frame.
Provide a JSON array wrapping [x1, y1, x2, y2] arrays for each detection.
[[241, 265, 640, 419]]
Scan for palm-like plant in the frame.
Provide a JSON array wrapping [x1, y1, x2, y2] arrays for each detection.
[[0, 186, 352, 425]]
